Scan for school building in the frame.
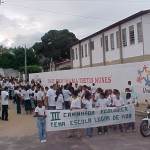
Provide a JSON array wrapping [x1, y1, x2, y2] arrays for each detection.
[[70, 9, 150, 69]]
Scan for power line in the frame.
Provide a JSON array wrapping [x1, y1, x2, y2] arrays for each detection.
[[2, 1, 150, 25], [3, 0, 150, 2], [3, 2, 118, 22]]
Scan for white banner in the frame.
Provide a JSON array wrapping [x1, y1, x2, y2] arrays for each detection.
[[46, 105, 135, 132]]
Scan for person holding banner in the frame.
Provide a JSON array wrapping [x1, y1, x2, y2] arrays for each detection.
[[67, 90, 81, 138], [96, 92, 109, 135], [113, 90, 124, 132], [35, 100, 47, 143], [125, 92, 136, 132], [84, 91, 93, 137]]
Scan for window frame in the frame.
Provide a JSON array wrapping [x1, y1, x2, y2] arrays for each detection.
[[105, 35, 109, 51], [110, 33, 115, 50], [122, 28, 127, 47], [129, 25, 135, 45]]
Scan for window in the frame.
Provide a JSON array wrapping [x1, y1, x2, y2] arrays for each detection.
[[116, 31, 120, 48], [137, 22, 143, 43], [110, 33, 115, 50], [101, 38, 103, 47], [75, 48, 78, 59], [129, 25, 135, 45], [81, 45, 84, 58], [122, 28, 127, 47], [90, 41, 94, 50], [105, 36, 109, 51], [72, 49, 75, 60], [85, 44, 88, 57]]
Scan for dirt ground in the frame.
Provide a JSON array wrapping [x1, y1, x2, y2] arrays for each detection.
[[0, 101, 150, 150], [0, 101, 37, 138]]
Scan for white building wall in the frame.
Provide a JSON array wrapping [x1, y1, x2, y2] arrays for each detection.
[[80, 40, 90, 67], [142, 13, 150, 55], [91, 35, 103, 64], [121, 17, 144, 58], [104, 27, 120, 62], [72, 45, 80, 68]]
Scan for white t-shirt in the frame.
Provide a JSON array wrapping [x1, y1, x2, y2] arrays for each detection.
[[126, 98, 135, 105], [47, 89, 56, 106], [36, 91, 43, 101], [29, 89, 35, 99], [71, 98, 81, 109], [63, 90, 71, 101], [23, 90, 30, 100], [96, 98, 109, 108], [91, 85, 96, 94], [8, 82, 14, 90], [14, 89, 21, 96], [128, 85, 134, 92], [41, 91, 45, 99], [107, 94, 118, 106], [84, 99, 93, 109], [114, 98, 125, 107], [1, 91, 9, 105], [56, 94, 64, 110], [94, 92, 100, 101], [35, 106, 45, 116]]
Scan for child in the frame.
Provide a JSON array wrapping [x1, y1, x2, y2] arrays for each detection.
[[35, 100, 47, 143], [113, 90, 125, 132], [126, 92, 136, 132], [56, 92, 64, 110], [83, 91, 93, 137], [96, 92, 109, 135], [67, 90, 81, 138]]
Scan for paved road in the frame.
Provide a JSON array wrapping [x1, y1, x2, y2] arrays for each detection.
[[0, 102, 150, 150]]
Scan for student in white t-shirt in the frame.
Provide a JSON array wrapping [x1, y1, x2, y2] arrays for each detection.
[[56, 93, 64, 110], [35, 100, 47, 143], [74, 83, 78, 90], [1, 87, 9, 121], [23, 86, 32, 114], [96, 92, 108, 135], [46, 84, 57, 110], [84, 91, 93, 137], [62, 85, 71, 109], [125, 92, 136, 132], [113, 90, 124, 132], [67, 90, 81, 138], [70, 91, 81, 110], [91, 83, 96, 94]]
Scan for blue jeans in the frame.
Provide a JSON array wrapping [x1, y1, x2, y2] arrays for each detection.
[[87, 128, 93, 136], [37, 117, 46, 141]]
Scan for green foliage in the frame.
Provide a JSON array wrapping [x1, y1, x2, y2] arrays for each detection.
[[19, 65, 41, 73], [0, 46, 40, 71], [0, 52, 15, 68], [32, 29, 78, 63]]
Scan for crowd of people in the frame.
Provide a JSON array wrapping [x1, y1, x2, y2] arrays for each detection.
[[0, 77, 136, 142]]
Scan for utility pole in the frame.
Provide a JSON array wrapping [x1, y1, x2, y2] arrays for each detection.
[[24, 45, 27, 81]]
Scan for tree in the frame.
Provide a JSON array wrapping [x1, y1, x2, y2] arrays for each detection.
[[0, 46, 40, 72], [32, 29, 78, 63], [0, 52, 15, 68], [12, 47, 40, 70], [19, 65, 41, 73]]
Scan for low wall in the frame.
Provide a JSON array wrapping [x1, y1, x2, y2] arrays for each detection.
[[29, 61, 150, 103]]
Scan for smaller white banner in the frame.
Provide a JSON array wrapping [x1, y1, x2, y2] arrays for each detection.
[[46, 105, 135, 132]]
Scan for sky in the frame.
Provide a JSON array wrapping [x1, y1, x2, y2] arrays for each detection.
[[0, 0, 150, 48]]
